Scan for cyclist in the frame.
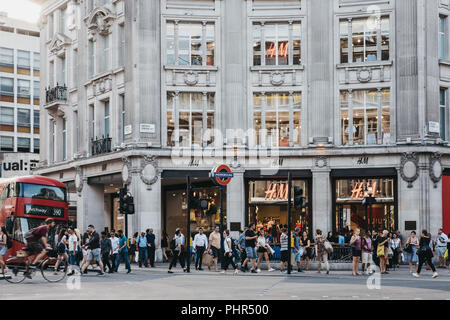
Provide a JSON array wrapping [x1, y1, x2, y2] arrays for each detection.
[[24, 218, 56, 278]]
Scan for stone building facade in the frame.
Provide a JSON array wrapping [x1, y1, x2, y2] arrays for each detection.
[[32, 0, 450, 259]]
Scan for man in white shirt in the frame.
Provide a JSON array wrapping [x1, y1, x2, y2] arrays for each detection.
[[67, 227, 78, 275], [109, 232, 120, 272], [193, 228, 208, 270], [436, 228, 449, 268]]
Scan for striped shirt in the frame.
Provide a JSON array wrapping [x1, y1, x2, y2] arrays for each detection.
[[280, 233, 288, 251]]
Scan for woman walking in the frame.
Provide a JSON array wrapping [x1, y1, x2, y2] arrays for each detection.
[[0, 226, 8, 274], [129, 232, 138, 264], [378, 230, 390, 274], [168, 229, 186, 273], [350, 228, 362, 276], [413, 230, 438, 278], [300, 231, 312, 271], [315, 229, 329, 274], [256, 229, 275, 272], [54, 228, 70, 275], [221, 229, 239, 274], [404, 231, 419, 274], [161, 231, 169, 262]]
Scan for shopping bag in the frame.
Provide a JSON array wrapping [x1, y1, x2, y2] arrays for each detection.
[[444, 249, 448, 260], [202, 253, 213, 267], [134, 251, 139, 263], [377, 244, 385, 257]]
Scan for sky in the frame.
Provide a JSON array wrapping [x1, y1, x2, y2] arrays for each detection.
[[0, 0, 41, 24]]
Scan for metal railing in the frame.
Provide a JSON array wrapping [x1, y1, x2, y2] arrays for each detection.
[[45, 84, 67, 104], [91, 136, 112, 156]]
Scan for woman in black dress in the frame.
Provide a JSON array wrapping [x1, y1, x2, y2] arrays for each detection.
[[412, 230, 438, 278], [161, 231, 169, 262]]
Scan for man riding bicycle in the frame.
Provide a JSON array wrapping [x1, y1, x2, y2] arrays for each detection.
[[24, 218, 55, 278]]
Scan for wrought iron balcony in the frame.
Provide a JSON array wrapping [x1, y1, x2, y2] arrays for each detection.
[[45, 84, 67, 104], [91, 136, 112, 156]]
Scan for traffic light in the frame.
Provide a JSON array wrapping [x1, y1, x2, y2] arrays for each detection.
[[125, 194, 135, 215], [118, 188, 135, 215], [293, 186, 306, 210], [189, 188, 200, 209]]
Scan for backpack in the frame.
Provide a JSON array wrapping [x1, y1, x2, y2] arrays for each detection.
[[24, 227, 39, 241]]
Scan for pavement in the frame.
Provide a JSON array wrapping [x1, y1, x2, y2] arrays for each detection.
[[1, 263, 450, 300]]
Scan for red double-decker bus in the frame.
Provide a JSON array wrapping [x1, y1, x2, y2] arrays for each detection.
[[0, 176, 69, 259]]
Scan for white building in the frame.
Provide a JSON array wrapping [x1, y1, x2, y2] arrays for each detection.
[[0, 12, 40, 178], [32, 0, 450, 259]]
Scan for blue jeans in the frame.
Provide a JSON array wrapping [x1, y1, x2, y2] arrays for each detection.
[[115, 250, 131, 272], [138, 247, 148, 267], [68, 251, 77, 266]]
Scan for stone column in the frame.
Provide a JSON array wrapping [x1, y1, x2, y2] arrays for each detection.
[[77, 182, 105, 232], [226, 170, 245, 239], [311, 168, 331, 234]]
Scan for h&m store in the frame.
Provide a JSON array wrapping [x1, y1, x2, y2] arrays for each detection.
[[42, 150, 450, 259]]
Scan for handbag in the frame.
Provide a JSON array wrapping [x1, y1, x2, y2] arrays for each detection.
[[404, 244, 413, 254], [388, 247, 394, 258], [377, 244, 385, 257], [324, 240, 333, 253]]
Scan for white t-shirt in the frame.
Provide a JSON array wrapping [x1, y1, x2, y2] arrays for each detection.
[[68, 234, 78, 251], [437, 233, 449, 248], [110, 237, 119, 254]]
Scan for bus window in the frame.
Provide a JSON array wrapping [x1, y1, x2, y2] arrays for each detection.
[[13, 217, 24, 244], [12, 217, 67, 246], [19, 183, 66, 202]]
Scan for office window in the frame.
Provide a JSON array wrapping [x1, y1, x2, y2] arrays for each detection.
[[119, 24, 125, 66], [340, 89, 391, 146], [0, 136, 14, 152], [253, 92, 301, 147], [17, 50, 30, 74], [33, 110, 40, 134], [89, 104, 95, 140], [17, 137, 30, 152], [0, 77, 14, 102], [0, 47, 14, 73], [340, 16, 390, 63], [33, 138, 40, 154], [0, 107, 14, 132], [166, 21, 215, 66], [104, 100, 110, 137], [103, 35, 110, 72], [33, 81, 40, 105], [62, 119, 67, 160], [88, 40, 95, 77], [17, 108, 31, 133], [253, 22, 301, 66], [440, 16, 447, 60], [120, 95, 125, 141], [33, 52, 40, 70], [167, 92, 215, 147], [61, 57, 66, 85], [440, 88, 447, 140], [17, 79, 31, 104]]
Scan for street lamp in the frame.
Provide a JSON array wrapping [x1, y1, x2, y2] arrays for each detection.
[[362, 185, 376, 233]]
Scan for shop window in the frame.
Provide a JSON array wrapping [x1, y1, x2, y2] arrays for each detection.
[[253, 21, 301, 66], [0, 136, 14, 152], [340, 89, 390, 146], [340, 16, 390, 64], [17, 79, 31, 104], [248, 179, 311, 239], [167, 92, 215, 147], [0, 47, 14, 73], [17, 50, 30, 75], [253, 92, 301, 147], [0, 77, 14, 102], [0, 107, 14, 132], [17, 108, 31, 133], [166, 21, 215, 66], [334, 178, 396, 234], [17, 137, 30, 153]]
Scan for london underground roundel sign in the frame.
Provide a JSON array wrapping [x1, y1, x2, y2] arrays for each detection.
[[211, 165, 234, 186]]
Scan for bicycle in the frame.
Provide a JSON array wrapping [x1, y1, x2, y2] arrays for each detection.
[[2, 248, 69, 283]]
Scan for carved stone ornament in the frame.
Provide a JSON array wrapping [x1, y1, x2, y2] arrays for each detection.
[[121, 157, 132, 186], [184, 71, 199, 86], [140, 156, 161, 190], [93, 76, 112, 95], [400, 153, 419, 188], [74, 166, 84, 195], [357, 67, 373, 83], [49, 33, 72, 55], [87, 6, 116, 37], [429, 153, 443, 188], [315, 156, 328, 168], [270, 71, 285, 86]]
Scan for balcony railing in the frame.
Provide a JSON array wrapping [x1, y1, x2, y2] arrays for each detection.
[[45, 84, 67, 104], [91, 136, 112, 156]]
